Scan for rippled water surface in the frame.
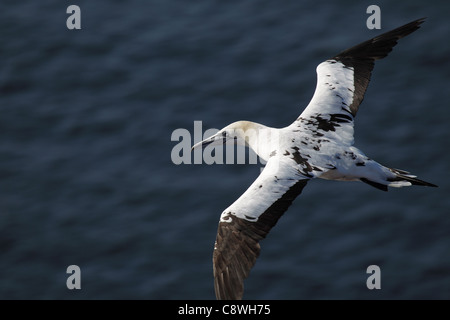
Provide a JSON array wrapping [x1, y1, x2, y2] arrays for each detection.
[[1, 1, 449, 299]]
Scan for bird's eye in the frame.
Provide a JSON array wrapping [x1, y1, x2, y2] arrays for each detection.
[[221, 131, 227, 138]]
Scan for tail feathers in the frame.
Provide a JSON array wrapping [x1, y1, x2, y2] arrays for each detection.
[[360, 168, 438, 191], [360, 178, 388, 191], [388, 170, 438, 188]]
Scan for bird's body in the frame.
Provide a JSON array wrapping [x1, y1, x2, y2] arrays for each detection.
[[191, 18, 437, 300]]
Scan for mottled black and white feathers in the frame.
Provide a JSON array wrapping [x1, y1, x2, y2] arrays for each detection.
[[192, 18, 436, 300], [333, 17, 426, 116], [213, 159, 309, 300], [299, 18, 426, 146]]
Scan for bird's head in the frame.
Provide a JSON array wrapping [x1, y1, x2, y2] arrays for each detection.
[[191, 121, 253, 151]]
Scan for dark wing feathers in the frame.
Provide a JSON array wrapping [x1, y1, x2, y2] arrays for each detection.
[[210, 18, 426, 300], [333, 18, 425, 116], [213, 179, 308, 300]]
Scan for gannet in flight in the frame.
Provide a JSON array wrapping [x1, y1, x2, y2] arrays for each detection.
[[191, 18, 437, 300]]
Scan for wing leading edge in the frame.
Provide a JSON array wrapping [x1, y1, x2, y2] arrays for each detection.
[[297, 18, 425, 145], [213, 157, 309, 299]]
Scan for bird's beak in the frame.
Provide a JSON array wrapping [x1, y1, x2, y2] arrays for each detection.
[[191, 132, 226, 151]]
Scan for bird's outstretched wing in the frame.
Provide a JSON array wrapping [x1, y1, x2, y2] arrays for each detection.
[[296, 18, 425, 145], [213, 157, 310, 300], [212, 18, 426, 300]]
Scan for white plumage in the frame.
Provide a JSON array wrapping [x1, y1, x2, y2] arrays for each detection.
[[192, 18, 436, 300]]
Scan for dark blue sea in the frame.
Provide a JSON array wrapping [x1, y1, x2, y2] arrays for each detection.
[[1, 0, 449, 299]]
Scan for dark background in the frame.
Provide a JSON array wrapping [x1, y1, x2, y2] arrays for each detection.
[[1, 0, 449, 299]]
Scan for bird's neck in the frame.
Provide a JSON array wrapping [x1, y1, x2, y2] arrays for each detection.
[[233, 121, 279, 161]]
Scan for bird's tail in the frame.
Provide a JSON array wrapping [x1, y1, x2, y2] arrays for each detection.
[[360, 168, 438, 191]]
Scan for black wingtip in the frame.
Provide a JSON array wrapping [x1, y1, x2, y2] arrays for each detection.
[[334, 17, 426, 62], [330, 18, 427, 117], [415, 17, 427, 25]]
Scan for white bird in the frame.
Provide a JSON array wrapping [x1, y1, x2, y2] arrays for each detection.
[[191, 18, 437, 300]]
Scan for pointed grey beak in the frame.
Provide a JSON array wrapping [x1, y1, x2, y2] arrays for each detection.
[[191, 132, 226, 151]]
